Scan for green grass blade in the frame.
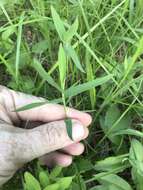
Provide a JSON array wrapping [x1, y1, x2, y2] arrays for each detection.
[[14, 101, 48, 112], [51, 6, 66, 41], [65, 75, 112, 97], [58, 44, 67, 90], [65, 119, 73, 140], [15, 12, 24, 82], [64, 44, 85, 73], [64, 18, 78, 42], [33, 58, 61, 92]]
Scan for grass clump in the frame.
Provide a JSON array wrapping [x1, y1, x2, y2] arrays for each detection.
[[0, 0, 143, 189]]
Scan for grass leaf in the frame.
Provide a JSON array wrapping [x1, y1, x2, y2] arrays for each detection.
[[58, 44, 67, 90], [51, 6, 66, 41], [14, 101, 47, 112], [24, 172, 41, 190], [64, 18, 79, 42], [65, 75, 112, 97], [99, 174, 133, 190], [44, 184, 59, 190], [65, 118, 73, 140], [64, 44, 85, 73], [33, 58, 61, 92]]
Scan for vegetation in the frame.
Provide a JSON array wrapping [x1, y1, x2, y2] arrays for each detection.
[[0, 0, 143, 189]]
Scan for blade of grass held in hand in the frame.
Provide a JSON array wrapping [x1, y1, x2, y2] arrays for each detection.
[[51, 6, 66, 41], [65, 119, 73, 140], [14, 101, 48, 112]]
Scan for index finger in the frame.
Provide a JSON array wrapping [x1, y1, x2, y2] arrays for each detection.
[[0, 86, 92, 127]]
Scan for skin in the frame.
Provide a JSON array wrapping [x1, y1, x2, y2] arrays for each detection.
[[0, 85, 92, 186]]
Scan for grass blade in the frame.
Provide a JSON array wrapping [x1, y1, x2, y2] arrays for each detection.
[[65, 119, 73, 140], [51, 6, 66, 41], [58, 44, 67, 90], [64, 44, 85, 72], [64, 18, 79, 42], [15, 12, 24, 82], [65, 75, 112, 97], [33, 58, 61, 92], [15, 101, 48, 112]]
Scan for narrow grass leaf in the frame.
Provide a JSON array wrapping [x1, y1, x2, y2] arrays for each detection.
[[65, 75, 112, 97], [51, 6, 66, 41], [65, 118, 73, 140], [64, 18, 78, 42], [14, 101, 48, 112], [58, 44, 66, 89], [33, 58, 61, 91], [15, 12, 24, 81], [64, 44, 85, 72]]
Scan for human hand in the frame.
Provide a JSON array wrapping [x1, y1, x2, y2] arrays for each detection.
[[0, 85, 92, 185]]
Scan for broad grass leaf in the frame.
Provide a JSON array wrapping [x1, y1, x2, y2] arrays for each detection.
[[136, 0, 143, 16], [129, 139, 143, 168], [39, 171, 49, 188], [65, 75, 112, 97], [2, 26, 16, 41], [64, 44, 85, 72], [65, 118, 73, 140], [76, 158, 93, 172], [129, 139, 143, 190], [98, 174, 133, 190], [90, 185, 122, 190], [58, 44, 66, 89], [113, 129, 143, 139], [95, 154, 127, 172], [90, 185, 108, 190], [51, 6, 66, 41], [32, 40, 49, 53], [57, 177, 73, 190], [64, 18, 78, 42], [0, 0, 24, 5], [44, 184, 59, 190], [50, 166, 62, 179], [33, 58, 61, 91], [24, 172, 41, 190], [100, 104, 131, 145]]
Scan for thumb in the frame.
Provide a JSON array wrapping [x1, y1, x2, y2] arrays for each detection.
[[15, 119, 88, 162]]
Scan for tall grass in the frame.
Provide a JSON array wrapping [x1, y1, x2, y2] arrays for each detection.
[[0, 0, 143, 189]]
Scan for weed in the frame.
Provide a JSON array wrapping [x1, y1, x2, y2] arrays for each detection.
[[0, 0, 143, 190]]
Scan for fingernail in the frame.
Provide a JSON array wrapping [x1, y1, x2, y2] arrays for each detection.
[[72, 122, 85, 141]]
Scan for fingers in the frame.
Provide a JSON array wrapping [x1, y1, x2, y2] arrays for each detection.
[[61, 143, 85, 156], [15, 119, 88, 162], [0, 86, 92, 126], [40, 143, 84, 167], [40, 152, 73, 167]]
